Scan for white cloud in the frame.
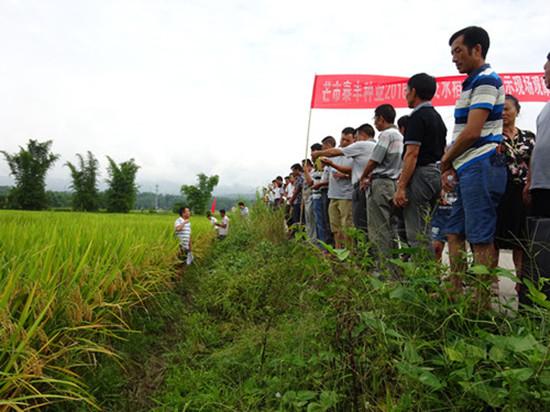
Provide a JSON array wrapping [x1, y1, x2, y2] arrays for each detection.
[[0, 0, 548, 195]]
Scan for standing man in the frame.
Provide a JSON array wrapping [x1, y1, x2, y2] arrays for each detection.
[[393, 73, 447, 256], [288, 163, 305, 231], [175, 206, 192, 265], [318, 129, 354, 249], [440, 26, 506, 303], [312, 124, 376, 237], [360, 104, 404, 272], [524, 52, 550, 217], [215, 209, 229, 240]]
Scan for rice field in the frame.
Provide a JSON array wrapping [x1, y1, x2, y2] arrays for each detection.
[[0, 210, 213, 411]]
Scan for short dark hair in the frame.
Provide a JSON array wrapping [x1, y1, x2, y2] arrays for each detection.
[[341, 127, 355, 136], [505, 94, 521, 113], [220, 209, 226, 214], [355, 123, 375, 138], [374, 104, 396, 124], [291, 163, 303, 172], [238, 202, 244, 206], [302, 158, 313, 167], [310, 143, 322, 152], [206, 211, 212, 217], [276, 175, 283, 181], [407, 73, 437, 101], [449, 26, 490, 59], [321, 136, 336, 147], [397, 115, 409, 131], [178, 206, 189, 216]]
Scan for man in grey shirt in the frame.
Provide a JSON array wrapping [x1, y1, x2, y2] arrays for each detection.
[[312, 124, 376, 237], [360, 104, 404, 272], [314, 129, 354, 248]]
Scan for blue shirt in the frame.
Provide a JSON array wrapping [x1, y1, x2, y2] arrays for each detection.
[[452, 64, 504, 172]]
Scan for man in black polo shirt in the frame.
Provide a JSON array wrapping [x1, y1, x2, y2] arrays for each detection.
[[393, 73, 447, 256]]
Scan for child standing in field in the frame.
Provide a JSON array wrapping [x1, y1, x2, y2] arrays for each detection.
[[175, 206, 192, 265]]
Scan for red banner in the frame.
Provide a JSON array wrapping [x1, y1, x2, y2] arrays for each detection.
[[311, 73, 549, 109]]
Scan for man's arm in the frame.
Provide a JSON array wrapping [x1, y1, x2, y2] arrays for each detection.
[[321, 157, 352, 175], [175, 219, 188, 231], [311, 180, 328, 190], [440, 108, 490, 172], [440, 107, 490, 190], [393, 144, 419, 208], [312, 148, 344, 161], [360, 159, 379, 182], [303, 167, 314, 187]]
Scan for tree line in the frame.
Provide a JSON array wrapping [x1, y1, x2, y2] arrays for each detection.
[[1, 139, 248, 214]]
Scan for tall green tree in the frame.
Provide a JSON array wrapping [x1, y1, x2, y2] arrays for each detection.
[[1, 139, 60, 210], [65, 151, 100, 211], [181, 173, 219, 215], [105, 157, 140, 213]]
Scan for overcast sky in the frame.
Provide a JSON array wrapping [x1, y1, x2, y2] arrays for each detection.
[[0, 0, 548, 195]]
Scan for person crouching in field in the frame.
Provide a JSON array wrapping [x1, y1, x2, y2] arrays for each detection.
[[175, 206, 192, 271]]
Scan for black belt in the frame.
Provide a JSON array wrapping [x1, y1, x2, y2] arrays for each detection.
[[371, 173, 395, 180]]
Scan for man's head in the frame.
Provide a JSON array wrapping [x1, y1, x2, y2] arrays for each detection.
[[302, 158, 313, 171], [341, 126, 356, 142], [220, 209, 226, 216], [321, 135, 336, 151], [355, 123, 375, 141], [291, 163, 303, 176], [449, 26, 489, 74], [178, 206, 190, 219], [340, 132, 353, 148], [374, 104, 396, 131], [310, 143, 322, 152], [406, 73, 437, 108], [544, 52, 550, 90], [276, 176, 283, 186], [238, 202, 245, 209], [206, 211, 212, 218]]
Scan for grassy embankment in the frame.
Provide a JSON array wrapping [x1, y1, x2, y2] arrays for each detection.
[[90, 203, 550, 411], [3, 206, 550, 411]]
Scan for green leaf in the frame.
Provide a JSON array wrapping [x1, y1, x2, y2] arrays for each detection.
[[462, 382, 508, 407], [495, 367, 534, 382], [333, 248, 350, 261], [468, 264, 490, 275], [489, 345, 507, 362], [445, 347, 465, 362]]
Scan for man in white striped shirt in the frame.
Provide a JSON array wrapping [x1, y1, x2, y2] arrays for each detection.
[[175, 206, 192, 262], [440, 26, 507, 304]]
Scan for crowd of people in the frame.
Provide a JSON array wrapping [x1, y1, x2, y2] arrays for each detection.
[[259, 26, 550, 308]]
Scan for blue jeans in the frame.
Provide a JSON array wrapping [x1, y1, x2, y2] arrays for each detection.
[[313, 198, 325, 243], [445, 154, 507, 244]]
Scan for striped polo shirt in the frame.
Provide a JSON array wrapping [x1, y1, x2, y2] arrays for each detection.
[[452, 64, 504, 172], [175, 217, 191, 249]]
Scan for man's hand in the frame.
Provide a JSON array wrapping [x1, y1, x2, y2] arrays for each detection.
[[442, 168, 458, 192], [320, 157, 333, 167], [360, 177, 371, 191], [393, 187, 408, 208]]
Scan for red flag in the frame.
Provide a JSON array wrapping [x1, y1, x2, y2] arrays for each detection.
[[310, 72, 548, 109], [210, 198, 216, 214]]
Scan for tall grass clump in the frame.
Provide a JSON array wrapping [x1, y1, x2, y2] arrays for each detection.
[[0, 210, 210, 411], [153, 205, 550, 411]]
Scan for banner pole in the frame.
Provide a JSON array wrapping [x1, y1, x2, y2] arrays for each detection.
[[300, 75, 317, 227]]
